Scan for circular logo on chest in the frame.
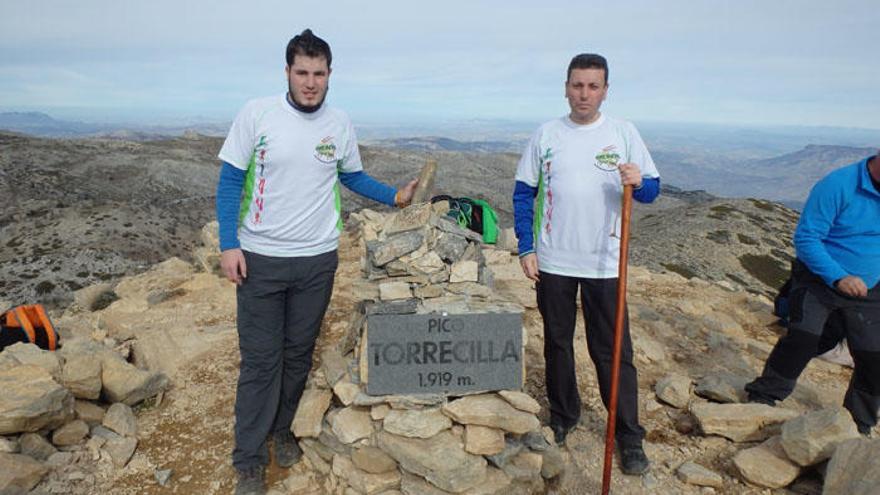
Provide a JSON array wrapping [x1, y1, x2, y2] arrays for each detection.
[[594, 145, 621, 172], [314, 136, 338, 164]]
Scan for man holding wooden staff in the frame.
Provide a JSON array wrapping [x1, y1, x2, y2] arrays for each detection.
[[512, 53, 660, 475]]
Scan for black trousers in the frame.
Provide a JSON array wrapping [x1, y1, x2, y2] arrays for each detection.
[[232, 249, 337, 470], [536, 271, 645, 446], [746, 260, 880, 429]]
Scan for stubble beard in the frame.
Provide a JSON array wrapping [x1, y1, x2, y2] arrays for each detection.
[[287, 84, 327, 114]]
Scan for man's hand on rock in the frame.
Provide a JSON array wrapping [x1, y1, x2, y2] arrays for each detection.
[[395, 179, 419, 207]]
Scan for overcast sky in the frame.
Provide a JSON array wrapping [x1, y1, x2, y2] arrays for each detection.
[[1, 0, 877, 129]]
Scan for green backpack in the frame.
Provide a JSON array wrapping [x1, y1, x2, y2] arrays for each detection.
[[432, 195, 499, 244]]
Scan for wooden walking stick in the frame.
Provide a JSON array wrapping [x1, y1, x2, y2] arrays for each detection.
[[601, 184, 633, 495]]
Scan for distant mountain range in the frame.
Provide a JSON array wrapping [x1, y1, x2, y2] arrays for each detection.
[[363, 136, 523, 154], [656, 144, 876, 209], [2, 112, 876, 210], [0, 111, 228, 139]]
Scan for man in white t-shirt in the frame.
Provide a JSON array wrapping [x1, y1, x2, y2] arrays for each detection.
[[513, 53, 660, 475], [216, 29, 417, 495]]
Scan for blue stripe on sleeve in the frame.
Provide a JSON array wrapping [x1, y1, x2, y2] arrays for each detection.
[[216, 162, 246, 251], [513, 180, 538, 256], [633, 177, 660, 204], [339, 170, 397, 206]]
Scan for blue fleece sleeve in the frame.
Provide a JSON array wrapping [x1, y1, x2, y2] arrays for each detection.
[[216, 162, 246, 251], [339, 170, 397, 207], [633, 177, 660, 203], [794, 176, 849, 287], [513, 180, 538, 256]]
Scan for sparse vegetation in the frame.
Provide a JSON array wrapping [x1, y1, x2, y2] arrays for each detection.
[[749, 198, 776, 211], [738, 253, 789, 290], [662, 262, 697, 279], [35, 280, 55, 294], [706, 230, 731, 244], [708, 204, 739, 220], [736, 233, 758, 245], [771, 248, 793, 262]]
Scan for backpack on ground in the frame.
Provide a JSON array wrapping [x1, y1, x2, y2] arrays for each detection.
[[0, 304, 58, 352], [431, 195, 499, 244]]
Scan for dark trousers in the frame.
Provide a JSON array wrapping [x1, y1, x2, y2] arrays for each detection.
[[536, 271, 645, 446], [232, 249, 337, 470], [746, 260, 880, 429]]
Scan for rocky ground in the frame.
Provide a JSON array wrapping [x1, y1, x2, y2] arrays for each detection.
[[1, 207, 871, 494], [0, 132, 221, 309], [1, 133, 871, 495]]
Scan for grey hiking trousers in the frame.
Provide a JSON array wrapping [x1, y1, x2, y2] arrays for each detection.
[[232, 249, 337, 470], [746, 260, 880, 430]]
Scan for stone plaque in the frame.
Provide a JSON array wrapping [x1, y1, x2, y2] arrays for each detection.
[[365, 312, 523, 395]]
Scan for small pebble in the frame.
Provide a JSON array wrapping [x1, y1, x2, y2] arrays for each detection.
[[155, 468, 173, 486]]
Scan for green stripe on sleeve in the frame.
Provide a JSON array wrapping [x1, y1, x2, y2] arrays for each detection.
[[238, 151, 257, 224], [533, 167, 545, 246], [334, 180, 343, 232]]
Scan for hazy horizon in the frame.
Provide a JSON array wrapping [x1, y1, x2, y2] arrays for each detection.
[[2, 0, 877, 130], [3, 108, 880, 135]]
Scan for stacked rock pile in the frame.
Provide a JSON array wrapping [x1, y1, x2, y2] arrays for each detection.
[[0, 339, 167, 493], [358, 202, 513, 308], [287, 204, 562, 495]]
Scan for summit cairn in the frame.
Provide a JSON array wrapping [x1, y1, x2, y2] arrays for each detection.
[[291, 203, 560, 494]]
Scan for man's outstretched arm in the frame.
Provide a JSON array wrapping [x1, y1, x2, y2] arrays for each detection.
[[338, 170, 417, 207]]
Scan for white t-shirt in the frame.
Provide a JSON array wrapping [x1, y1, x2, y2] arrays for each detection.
[[515, 114, 659, 278], [218, 95, 363, 257]]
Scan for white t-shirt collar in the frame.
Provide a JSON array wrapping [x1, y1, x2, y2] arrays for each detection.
[[564, 113, 606, 130]]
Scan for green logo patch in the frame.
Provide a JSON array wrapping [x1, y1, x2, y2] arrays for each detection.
[[594, 146, 621, 172], [314, 138, 338, 163]]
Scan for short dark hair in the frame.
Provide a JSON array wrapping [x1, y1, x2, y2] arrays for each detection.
[[567, 53, 608, 85], [285, 29, 332, 68]]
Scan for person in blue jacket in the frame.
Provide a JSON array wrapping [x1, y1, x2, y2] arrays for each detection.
[[746, 150, 880, 435], [216, 29, 417, 495]]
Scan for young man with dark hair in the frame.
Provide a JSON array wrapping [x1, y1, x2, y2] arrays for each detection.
[[513, 52, 660, 475], [746, 150, 880, 436], [216, 29, 417, 495]]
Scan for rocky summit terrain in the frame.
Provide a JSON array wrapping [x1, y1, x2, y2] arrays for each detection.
[[0, 133, 874, 495], [0, 208, 870, 495], [0, 131, 221, 309], [0, 131, 800, 311]]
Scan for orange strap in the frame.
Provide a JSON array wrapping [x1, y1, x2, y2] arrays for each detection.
[[31, 305, 57, 351], [12, 307, 36, 344], [3, 305, 57, 350], [3, 311, 16, 328]]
